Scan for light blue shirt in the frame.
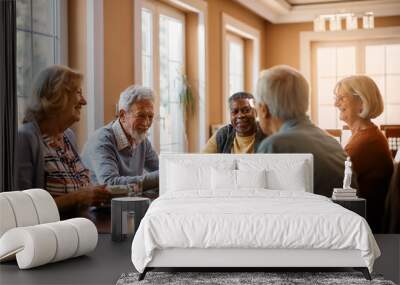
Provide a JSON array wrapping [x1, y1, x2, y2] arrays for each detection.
[[81, 120, 159, 189]]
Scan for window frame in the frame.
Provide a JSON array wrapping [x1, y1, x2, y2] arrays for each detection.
[[311, 41, 358, 129], [226, 32, 245, 122], [139, 0, 187, 153], [133, 0, 209, 152], [301, 26, 400, 127], [222, 13, 260, 124], [16, 0, 68, 125], [311, 38, 400, 128]]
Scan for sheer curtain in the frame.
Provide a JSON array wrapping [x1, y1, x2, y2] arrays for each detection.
[[0, 0, 17, 192]]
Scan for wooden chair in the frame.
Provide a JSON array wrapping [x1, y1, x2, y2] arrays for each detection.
[[381, 125, 400, 158], [380, 124, 400, 132], [210, 124, 224, 137], [325, 129, 342, 144], [383, 161, 400, 233]]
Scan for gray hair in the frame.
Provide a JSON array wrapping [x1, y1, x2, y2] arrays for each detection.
[[23, 65, 83, 123], [256, 65, 309, 121], [228, 92, 254, 109], [118, 85, 154, 112]]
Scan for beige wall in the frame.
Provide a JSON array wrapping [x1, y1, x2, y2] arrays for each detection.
[[103, 0, 135, 124], [265, 16, 400, 70], [68, 0, 135, 147], [99, 0, 267, 143], [207, 0, 268, 126], [68, 0, 400, 150], [68, 0, 87, 149]]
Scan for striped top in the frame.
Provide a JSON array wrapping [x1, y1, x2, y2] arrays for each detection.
[[42, 134, 90, 196]]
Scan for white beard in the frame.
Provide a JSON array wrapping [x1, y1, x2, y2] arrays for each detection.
[[131, 129, 147, 143]]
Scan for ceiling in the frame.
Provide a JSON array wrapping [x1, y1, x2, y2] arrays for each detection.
[[286, 0, 367, 5], [234, 0, 400, 23]]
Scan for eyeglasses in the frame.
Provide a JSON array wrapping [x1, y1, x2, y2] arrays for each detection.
[[333, 94, 346, 103], [65, 86, 83, 97], [333, 93, 360, 103]]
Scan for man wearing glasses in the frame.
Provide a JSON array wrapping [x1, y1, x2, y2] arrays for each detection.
[[202, 92, 266, 154], [82, 85, 159, 195]]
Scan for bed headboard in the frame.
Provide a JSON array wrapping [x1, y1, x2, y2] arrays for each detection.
[[159, 154, 314, 195]]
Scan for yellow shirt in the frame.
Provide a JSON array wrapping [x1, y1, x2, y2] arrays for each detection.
[[202, 132, 256, 154]]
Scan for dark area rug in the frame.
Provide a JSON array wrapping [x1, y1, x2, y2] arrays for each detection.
[[116, 271, 396, 285]]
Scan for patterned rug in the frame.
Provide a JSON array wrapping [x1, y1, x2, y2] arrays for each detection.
[[116, 271, 396, 285]]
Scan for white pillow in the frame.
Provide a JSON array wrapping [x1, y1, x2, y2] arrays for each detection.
[[211, 169, 267, 190], [236, 169, 267, 189], [211, 168, 236, 190], [167, 160, 235, 192], [168, 163, 210, 191], [238, 159, 308, 192], [266, 163, 307, 191]]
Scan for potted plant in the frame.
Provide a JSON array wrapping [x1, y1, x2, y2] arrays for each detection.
[[179, 74, 196, 152], [179, 74, 195, 118]]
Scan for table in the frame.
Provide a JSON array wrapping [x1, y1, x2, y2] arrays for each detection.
[[80, 192, 156, 234], [111, 197, 150, 241]]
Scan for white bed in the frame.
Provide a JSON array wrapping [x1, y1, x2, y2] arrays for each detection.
[[131, 154, 380, 280]]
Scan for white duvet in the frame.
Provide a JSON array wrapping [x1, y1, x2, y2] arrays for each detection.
[[131, 190, 380, 273]]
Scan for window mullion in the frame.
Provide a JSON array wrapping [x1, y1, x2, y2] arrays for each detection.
[[29, 0, 33, 85]]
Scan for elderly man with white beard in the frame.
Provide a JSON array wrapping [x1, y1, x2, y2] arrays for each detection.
[[82, 85, 159, 194]]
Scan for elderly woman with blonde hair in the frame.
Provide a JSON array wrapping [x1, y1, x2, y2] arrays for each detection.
[[255, 65, 353, 198], [334, 75, 393, 233], [16, 65, 111, 218]]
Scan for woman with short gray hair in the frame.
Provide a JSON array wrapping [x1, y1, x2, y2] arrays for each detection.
[[16, 65, 111, 218], [256, 65, 352, 197], [334, 75, 393, 233]]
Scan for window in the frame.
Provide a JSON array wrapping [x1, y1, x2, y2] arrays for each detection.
[[141, 8, 153, 89], [228, 34, 245, 96], [222, 14, 260, 124], [141, 8, 155, 143], [226, 33, 245, 122], [16, 0, 65, 125], [141, 1, 186, 153], [313, 40, 400, 129], [365, 43, 400, 125], [159, 14, 185, 153], [315, 45, 356, 129]]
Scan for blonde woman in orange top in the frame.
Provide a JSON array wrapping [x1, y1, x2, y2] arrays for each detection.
[[334, 75, 393, 233]]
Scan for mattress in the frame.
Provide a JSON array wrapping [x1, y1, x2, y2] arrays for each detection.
[[131, 190, 380, 273]]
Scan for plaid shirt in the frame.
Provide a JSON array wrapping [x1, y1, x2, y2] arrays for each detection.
[[42, 134, 90, 196]]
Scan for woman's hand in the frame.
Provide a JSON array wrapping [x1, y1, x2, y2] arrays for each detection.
[[77, 185, 112, 207]]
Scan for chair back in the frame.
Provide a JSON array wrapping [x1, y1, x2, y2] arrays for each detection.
[[384, 161, 400, 233], [325, 129, 342, 144]]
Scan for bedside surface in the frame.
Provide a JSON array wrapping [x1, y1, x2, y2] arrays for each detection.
[[331, 197, 365, 201], [331, 198, 366, 219]]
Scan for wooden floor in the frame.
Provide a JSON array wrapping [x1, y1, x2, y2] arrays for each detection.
[[0, 234, 133, 285], [0, 234, 399, 284]]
